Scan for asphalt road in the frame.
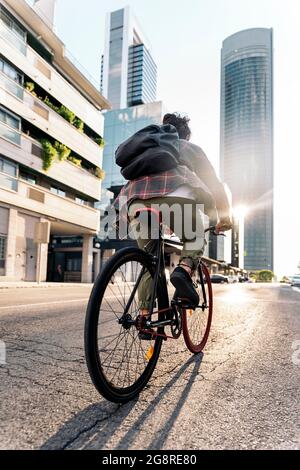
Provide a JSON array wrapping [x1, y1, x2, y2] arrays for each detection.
[[0, 283, 299, 450]]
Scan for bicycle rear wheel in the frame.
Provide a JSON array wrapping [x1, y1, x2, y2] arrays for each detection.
[[84, 247, 164, 403], [182, 262, 213, 354]]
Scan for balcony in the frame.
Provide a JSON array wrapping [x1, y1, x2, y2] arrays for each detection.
[[0, 18, 106, 135], [0, 71, 24, 100], [0, 120, 21, 145], [0, 18, 26, 55], [0, 170, 18, 191], [0, 77, 103, 168], [0, 178, 99, 232], [0, 127, 101, 200]]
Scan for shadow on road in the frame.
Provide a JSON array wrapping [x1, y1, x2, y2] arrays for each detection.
[[116, 352, 204, 450], [40, 400, 135, 450], [41, 353, 203, 450]]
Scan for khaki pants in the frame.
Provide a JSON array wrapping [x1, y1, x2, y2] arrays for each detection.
[[128, 197, 206, 309]]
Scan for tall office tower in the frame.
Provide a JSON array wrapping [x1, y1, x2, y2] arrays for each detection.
[[0, 0, 110, 283], [220, 28, 274, 271], [101, 6, 157, 109], [99, 5, 160, 210]]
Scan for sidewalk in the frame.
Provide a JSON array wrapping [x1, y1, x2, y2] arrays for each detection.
[[0, 282, 93, 289]]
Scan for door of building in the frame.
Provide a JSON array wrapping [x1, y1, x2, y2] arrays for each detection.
[[15, 213, 39, 281], [25, 238, 36, 281]]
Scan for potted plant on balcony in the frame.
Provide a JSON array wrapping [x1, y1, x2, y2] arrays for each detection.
[[40, 139, 58, 171], [25, 81, 37, 96], [67, 155, 82, 167], [94, 167, 105, 180], [73, 117, 84, 133], [53, 141, 71, 161], [58, 105, 76, 125], [94, 136, 105, 148], [44, 96, 59, 113]]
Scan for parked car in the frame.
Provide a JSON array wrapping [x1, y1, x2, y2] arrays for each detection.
[[228, 275, 238, 283], [210, 274, 229, 284], [291, 275, 300, 287], [238, 276, 249, 283]]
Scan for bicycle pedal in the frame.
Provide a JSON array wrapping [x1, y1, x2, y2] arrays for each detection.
[[139, 330, 154, 341]]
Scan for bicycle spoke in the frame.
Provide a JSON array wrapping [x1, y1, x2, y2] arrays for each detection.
[[96, 258, 157, 389]]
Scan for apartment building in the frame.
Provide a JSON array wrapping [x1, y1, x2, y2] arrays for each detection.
[[0, 0, 110, 282]]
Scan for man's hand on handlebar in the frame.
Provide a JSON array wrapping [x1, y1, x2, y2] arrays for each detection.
[[215, 216, 233, 234]]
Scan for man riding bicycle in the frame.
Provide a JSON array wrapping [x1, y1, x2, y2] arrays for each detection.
[[114, 113, 232, 336]]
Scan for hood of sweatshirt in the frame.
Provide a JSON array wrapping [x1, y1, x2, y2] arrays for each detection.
[[115, 124, 181, 180]]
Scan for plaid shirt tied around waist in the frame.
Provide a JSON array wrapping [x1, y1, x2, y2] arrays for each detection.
[[113, 165, 216, 228]]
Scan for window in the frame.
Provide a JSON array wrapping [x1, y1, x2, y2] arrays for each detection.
[[51, 186, 66, 197], [0, 156, 17, 176], [0, 58, 24, 100], [0, 57, 23, 84], [0, 107, 21, 130], [20, 172, 36, 185], [66, 256, 82, 272], [0, 156, 18, 191], [0, 6, 26, 41], [75, 197, 88, 206], [0, 6, 27, 55], [0, 107, 21, 146], [0, 234, 6, 270]]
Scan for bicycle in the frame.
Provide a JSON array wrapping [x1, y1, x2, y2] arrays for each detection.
[[84, 207, 223, 403]]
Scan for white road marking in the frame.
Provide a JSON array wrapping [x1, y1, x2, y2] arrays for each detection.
[[1, 286, 300, 311], [0, 294, 133, 311], [216, 295, 300, 305]]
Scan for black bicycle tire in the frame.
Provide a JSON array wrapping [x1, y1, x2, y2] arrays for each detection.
[[84, 247, 164, 403], [182, 262, 213, 354]]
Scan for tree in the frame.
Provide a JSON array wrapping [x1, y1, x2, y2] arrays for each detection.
[[256, 270, 274, 283]]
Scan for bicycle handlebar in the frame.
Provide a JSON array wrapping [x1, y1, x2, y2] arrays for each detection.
[[205, 226, 226, 237]]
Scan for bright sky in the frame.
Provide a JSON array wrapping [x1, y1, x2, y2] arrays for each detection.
[[50, 0, 300, 277]]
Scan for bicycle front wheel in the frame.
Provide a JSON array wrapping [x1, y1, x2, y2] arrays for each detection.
[[182, 262, 213, 354], [84, 247, 164, 403]]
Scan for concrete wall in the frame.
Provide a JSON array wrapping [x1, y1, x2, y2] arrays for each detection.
[[0, 180, 99, 232], [0, 133, 101, 200]]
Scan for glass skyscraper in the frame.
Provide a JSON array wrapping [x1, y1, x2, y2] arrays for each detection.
[[101, 6, 157, 110], [99, 6, 160, 209], [127, 44, 157, 106], [220, 28, 274, 271]]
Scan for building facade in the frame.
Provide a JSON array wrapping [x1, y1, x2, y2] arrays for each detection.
[[0, 0, 110, 282], [101, 6, 157, 110], [220, 28, 274, 271]]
